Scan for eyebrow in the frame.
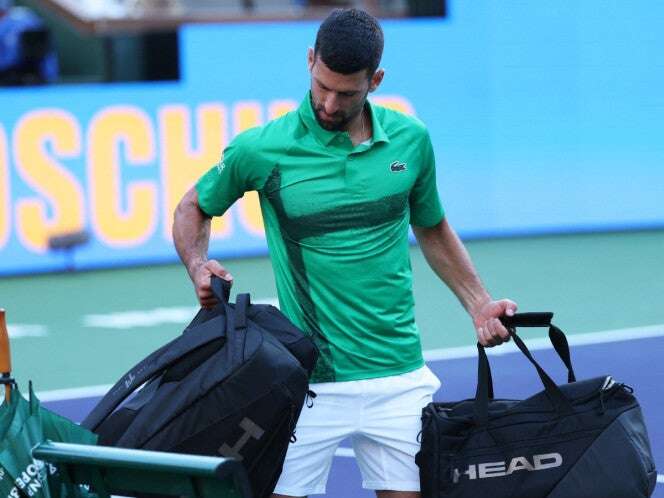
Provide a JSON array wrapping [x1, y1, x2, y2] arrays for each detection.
[[314, 77, 359, 96]]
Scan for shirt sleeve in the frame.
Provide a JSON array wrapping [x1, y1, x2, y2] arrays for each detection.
[[409, 129, 445, 227], [196, 128, 261, 217]]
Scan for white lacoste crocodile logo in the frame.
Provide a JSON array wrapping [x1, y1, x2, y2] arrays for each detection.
[[390, 161, 407, 172], [216, 159, 226, 174]]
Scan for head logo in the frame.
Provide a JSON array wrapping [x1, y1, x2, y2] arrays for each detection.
[[453, 453, 563, 484], [390, 161, 407, 172], [218, 417, 265, 461]]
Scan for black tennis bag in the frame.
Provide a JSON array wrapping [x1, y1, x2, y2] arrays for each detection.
[[416, 312, 657, 498], [82, 276, 318, 498]]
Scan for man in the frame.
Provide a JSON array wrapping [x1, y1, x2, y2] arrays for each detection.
[[173, 8, 516, 498]]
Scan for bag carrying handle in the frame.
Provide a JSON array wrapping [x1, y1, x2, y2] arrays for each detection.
[[500, 311, 553, 328], [500, 313, 576, 384], [473, 313, 576, 427], [477, 313, 576, 400], [210, 276, 250, 331], [210, 275, 232, 304]]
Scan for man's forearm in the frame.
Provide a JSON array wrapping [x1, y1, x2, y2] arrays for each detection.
[[413, 218, 490, 315], [173, 188, 212, 280]]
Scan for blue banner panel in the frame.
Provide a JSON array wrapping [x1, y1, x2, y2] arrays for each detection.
[[0, 0, 663, 275]]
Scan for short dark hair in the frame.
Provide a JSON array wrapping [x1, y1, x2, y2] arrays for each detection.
[[314, 8, 384, 76]]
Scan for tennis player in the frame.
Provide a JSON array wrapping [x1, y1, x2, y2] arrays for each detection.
[[173, 8, 517, 498]]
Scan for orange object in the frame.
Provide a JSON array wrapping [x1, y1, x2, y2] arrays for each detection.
[[0, 309, 11, 402]]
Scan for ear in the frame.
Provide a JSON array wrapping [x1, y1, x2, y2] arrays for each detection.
[[368, 68, 385, 93], [307, 47, 315, 72]]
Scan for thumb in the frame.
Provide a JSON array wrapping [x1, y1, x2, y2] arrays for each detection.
[[502, 299, 518, 316], [204, 260, 233, 282]]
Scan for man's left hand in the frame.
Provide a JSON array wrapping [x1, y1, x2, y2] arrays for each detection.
[[472, 299, 518, 347]]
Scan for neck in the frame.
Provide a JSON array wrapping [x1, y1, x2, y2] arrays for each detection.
[[348, 106, 371, 146]]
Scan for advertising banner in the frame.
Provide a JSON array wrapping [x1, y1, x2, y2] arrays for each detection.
[[1, 2, 662, 275]]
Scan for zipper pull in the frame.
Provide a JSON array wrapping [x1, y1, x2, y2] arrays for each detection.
[[601, 376, 616, 391], [305, 389, 317, 408]]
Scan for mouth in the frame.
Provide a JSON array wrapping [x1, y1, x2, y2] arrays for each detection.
[[319, 111, 340, 123], [316, 110, 345, 130]]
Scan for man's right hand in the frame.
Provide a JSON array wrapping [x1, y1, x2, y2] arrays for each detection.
[[192, 260, 233, 308]]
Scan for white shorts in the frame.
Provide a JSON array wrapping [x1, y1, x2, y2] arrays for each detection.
[[273, 365, 441, 496]]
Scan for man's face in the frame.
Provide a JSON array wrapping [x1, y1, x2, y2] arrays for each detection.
[[307, 48, 384, 131]]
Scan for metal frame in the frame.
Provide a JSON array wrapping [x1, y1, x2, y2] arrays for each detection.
[[33, 441, 252, 498]]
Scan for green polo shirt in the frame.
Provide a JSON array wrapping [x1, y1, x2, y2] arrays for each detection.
[[196, 93, 444, 383]]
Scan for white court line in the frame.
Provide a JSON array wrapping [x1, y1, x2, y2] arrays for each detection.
[[36, 322, 664, 471], [423, 323, 664, 362], [82, 300, 280, 330], [37, 323, 664, 403], [83, 307, 198, 329], [7, 324, 49, 338], [38, 384, 113, 402]]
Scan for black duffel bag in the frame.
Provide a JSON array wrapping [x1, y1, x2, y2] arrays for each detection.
[[82, 276, 318, 498], [416, 312, 657, 498]]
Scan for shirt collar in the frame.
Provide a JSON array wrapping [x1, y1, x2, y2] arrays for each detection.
[[298, 92, 390, 147]]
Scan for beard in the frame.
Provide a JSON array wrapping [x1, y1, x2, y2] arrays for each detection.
[[314, 109, 351, 131], [310, 93, 364, 132]]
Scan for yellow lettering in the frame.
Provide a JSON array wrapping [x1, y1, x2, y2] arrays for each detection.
[[13, 110, 84, 252], [0, 124, 9, 249], [232, 102, 265, 236], [87, 106, 157, 247], [158, 103, 231, 239], [268, 100, 297, 120], [233, 101, 263, 135], [371, 95, 416, 115]]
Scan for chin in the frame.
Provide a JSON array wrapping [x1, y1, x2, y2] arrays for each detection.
[[318, 118, 343, 131]]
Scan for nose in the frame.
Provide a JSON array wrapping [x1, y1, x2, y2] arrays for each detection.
[[323, 94, 339, 116]]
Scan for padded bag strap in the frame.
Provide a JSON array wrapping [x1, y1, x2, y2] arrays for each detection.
[[211, 275, 252, 366], [235, 293, 250, 330], [210, 275, 232, 304], [474, 317, 575, 427], [210, 275, 249, 329], [82, 279, 232, 431]]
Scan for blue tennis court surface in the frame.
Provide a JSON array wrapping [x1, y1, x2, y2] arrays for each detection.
[[43, 331, 664, 497]]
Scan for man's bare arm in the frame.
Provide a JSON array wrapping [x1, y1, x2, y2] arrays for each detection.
[[173, 186, 232, 307], [412, 218, 517, 346]]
